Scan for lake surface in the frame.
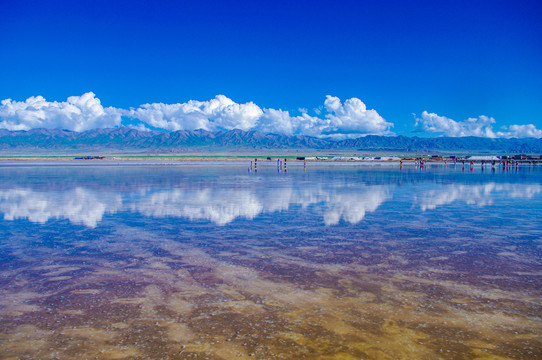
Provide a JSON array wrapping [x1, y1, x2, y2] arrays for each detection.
[[0, 161, 541, 359]]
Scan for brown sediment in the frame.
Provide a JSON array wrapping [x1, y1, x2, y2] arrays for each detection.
[[1, 237, 541, 359]]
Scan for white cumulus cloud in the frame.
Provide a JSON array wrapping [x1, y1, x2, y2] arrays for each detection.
[[415, 111, 497, 137], [323, 96, 393, 136], [256, 96, 393, 138], [0, 92, 121, 131], [257, 109, 324, 137], [415, 111, 542, 138], [496, 124, 542, 138], [128, 95, 263, 132]]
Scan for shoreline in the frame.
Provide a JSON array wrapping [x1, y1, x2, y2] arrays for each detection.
[[0, 157, 540, 168], [1, 155, 540, 163]]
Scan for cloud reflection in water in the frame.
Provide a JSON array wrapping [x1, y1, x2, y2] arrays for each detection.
[[0, 187, 122, 228], [417, 183, 542, 211], [1, 173, 540, 228], [0, 180, 391, 227]]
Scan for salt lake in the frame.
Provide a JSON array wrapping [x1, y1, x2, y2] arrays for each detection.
[[0, 161, 541, 359]]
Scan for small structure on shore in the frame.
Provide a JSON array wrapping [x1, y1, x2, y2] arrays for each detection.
[[466, 155, 501, 161]]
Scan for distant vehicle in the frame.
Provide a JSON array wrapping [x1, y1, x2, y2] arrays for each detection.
[[74, 156, 105, 160]]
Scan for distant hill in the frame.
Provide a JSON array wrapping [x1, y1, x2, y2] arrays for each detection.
[[0, 128, 541, 154]]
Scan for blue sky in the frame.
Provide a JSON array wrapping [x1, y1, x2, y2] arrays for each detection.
[[0, 0, 541, 138]]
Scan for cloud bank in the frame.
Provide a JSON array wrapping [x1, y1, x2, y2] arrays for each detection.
[[415, 111, 542, 138], [0, 93, 392, 138], [128, 95, 394, 138], [1, 93, 539, 138]]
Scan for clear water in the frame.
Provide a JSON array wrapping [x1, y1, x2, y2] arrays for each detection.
[[0, 162, 541, 359]]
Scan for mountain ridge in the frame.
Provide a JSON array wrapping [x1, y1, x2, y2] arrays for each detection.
[[0, 128, 541, 154]]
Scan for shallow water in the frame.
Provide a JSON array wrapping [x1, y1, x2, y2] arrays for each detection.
[[0, 162, 541, 359]]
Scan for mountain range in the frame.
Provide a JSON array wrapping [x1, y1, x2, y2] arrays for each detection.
[[1, 128, 541, 154]]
